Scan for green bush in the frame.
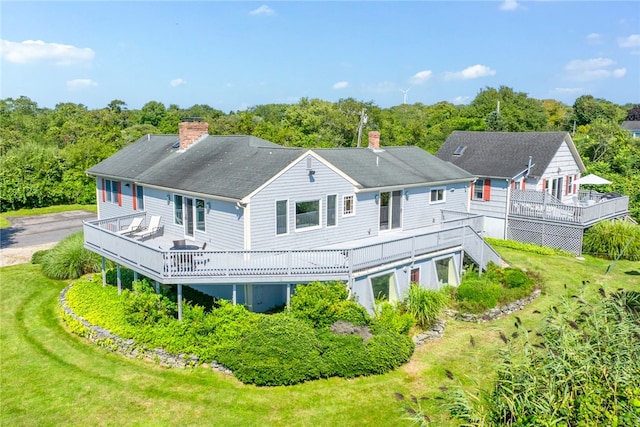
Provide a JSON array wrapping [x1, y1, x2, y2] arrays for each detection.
[[289, 281, 351, 328], [122, 280, 177, 325], [485, 238, 573, 256], [105, 267, 136, 290], [334, 300, 370, 326], [456, 276, 503, 313], [317, 330, 371, 378], [405, 284, 448, 329], [502, 267, 533, 288], [371, 301, 415, 335], [583, 220, 640, 261], [216, 314, 325, 386], [41, 232, 106, 279], [365, 332, 414, 375]]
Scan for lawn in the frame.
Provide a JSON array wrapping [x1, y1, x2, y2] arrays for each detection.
[[1, 250, 638, 426]]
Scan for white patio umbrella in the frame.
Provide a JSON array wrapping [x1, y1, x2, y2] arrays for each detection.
[[574, 173, 611, 185]]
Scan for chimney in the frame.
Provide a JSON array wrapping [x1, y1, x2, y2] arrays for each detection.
[[368, 131, 380, 150], [178, 119, 209, 150]]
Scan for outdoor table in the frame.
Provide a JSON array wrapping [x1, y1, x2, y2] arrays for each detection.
[[170, 245, 200, 271]]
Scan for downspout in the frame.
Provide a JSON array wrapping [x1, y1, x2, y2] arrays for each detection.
[[504, 179, 511, 240]]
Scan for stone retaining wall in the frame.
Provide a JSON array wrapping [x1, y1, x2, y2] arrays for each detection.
[[447, 289, 542, 323], [59, 284, 232, 373]]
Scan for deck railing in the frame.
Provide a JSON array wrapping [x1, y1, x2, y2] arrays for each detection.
[[84, 217, 500, 284], [509, 189, 629, 225]]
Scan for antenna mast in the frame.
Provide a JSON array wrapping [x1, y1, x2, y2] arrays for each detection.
[[356, 108, 368, 148]]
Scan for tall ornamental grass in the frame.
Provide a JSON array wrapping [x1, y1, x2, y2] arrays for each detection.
[[405, 284, 449, 329], [583, 220, 640, 261], [41, 232, 105, 279]]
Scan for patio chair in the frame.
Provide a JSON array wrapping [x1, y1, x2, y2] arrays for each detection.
[[132, 215, 163, 241], [116, 217, 144, 236]]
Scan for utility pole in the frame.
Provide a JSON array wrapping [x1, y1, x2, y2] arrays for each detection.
[[356, 108, 368, 148]]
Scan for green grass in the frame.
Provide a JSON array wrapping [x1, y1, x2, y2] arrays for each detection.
[[1, 250, 639, 426], [0, 204, 97, 228]]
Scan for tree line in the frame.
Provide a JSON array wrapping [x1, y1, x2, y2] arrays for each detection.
[[1, 86, 638, 219]]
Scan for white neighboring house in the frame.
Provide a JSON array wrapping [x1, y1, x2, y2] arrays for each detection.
[[436, 131, 631, 254], [84, 121, 500, 316]]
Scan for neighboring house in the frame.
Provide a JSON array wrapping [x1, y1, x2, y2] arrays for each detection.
[[621, 120, 640, 138], [436, 131, 630, 254], [84, 121, 500, 316]]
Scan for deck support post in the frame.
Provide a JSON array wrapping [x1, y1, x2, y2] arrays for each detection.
[[101, 257, 106, 286], [133, 271, 138, 282], [155, 281, 160, 294], [177, 284, 183, 321], [232, 284, 237, 305], [286, 283, 291, 313], [117, 264, 122, 295]]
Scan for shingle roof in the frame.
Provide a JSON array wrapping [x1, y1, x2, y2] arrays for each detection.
[[88, 134, 474, 200], [435, 131, 586, 179], [315, 146, 473, 189], [88, 135, 303, 200], [621, 120, 640, 130]]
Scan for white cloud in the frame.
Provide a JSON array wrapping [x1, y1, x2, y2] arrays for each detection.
[[586, 33, 603, 45], [451, 96, 471, 105], [499, 0, 521, 11], [333, 81, 349, 89], [66, 79, 97, 90], [564, 57, 626, 81], [0, 39, 94, 65], [444, 64, 496, 80], [249, 5, 275, 16], [553, 87, 585, 95], [170, 78, 187, 87], [618, 34, 640, 48], [409, 70, 432, 85]]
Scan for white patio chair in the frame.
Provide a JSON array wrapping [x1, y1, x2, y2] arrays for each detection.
[[116, 217, 144, 236], [132, 216, 163, 240]]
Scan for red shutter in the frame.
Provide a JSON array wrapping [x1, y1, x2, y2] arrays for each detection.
[[484, 179, 491, 201], [470, 182, 474, 200], [542, 179, 547, 193], [132, 184, 137, 210], [521, 180, 526, 190], [117, 182, 122, 206], [510, 181, 515, 190], [573, 175, 577, 194], [101, 179, 106, 202], [565, 177, 569, 195]]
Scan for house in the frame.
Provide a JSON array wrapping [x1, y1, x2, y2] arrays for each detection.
[[84, 121, 500, 317], [436, 131, 630, 254], [621, 120, 640, 138]]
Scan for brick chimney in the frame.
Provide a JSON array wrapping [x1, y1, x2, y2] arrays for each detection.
[[178, 120, 209, 150], [368, 131, 380, 150]]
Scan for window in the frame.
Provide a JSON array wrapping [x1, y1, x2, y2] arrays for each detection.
[[472, 179, 491, 201], [430, 188, 445, 203], [103, 179, 120, 205], [134, 185, 144, 211], [453, 145, 466, 156], [343, 195, 354, 216], [196, 199, 205, 232], [379, 191, 402, 231], [296, 200, 320, 230], [371, 272, 398, 303], [435, 257, 456, 286], [566, 176, 574, 195], [276, 200, 288, 235], [327, 194, 337, 227], [174, 195, 183, 225], [410, 268, 420, 284]]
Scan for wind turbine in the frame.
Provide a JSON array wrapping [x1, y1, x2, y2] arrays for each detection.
[[400, 88, 411, 105]]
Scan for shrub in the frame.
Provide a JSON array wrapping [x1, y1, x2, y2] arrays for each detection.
[[456, 276, 503, 313], [334, 300, 371, 326], [105, 267, 136, 290], [405, 284, 449, 329], [289, 281, 351, 328], [485, 238, 573, 256], [41, 232, 106, 279], [216, 314, 325, 386], [122, 280, 177, 325], [502, 267, 533, 289], [371, 301, 415, 335], [583, 220, 640, 261], [317, 330, 371, 378], [365, 332, 414, 374]]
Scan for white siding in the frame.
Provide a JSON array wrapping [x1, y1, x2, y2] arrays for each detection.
[[470, 179, 509, 219], [539, 142, 582, 203]]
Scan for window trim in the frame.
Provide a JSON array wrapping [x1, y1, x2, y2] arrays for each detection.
[[429, 187, 446, 204], [342, 194, 355, 217], [195, 198, 206, 232], [326, 194, 337, 227], [174, 194, 183, 225], [275, 199, 288, 236]]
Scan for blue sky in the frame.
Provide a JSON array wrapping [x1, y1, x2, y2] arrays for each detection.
[[1, 1, 639, 112]]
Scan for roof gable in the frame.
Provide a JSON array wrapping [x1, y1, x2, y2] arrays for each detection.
[[435, 131, 586, 179]]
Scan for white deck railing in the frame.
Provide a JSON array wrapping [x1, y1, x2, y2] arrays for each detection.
[[84, 216, 500, 284]]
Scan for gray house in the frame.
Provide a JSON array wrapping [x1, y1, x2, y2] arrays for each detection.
[[621, 120, 640, 138], [436, 131, 630, 254], [84, 121, 499, 316]]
